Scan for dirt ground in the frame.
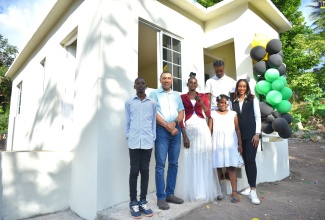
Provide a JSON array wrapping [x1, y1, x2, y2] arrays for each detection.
[[176, 140, 325, 220]]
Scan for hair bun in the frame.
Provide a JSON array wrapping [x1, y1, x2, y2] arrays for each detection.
[[189, 72, 196, 77]]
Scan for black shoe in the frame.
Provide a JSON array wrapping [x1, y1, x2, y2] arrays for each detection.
[[166, 195, 184, 204], [157, 199, 169, 210]]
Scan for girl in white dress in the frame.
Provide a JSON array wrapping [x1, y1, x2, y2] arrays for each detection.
[[208, 94, 243, 203]]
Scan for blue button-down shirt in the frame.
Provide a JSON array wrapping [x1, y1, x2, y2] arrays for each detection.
[[149, 87, 184, 122], [125, 95, 157, 149]]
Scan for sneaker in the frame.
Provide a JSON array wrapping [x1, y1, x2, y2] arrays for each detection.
[[139, 200, 153, 217], [249, 190, 261, 205], [166, 195, 184, 204], [157, 199, 169, 210], [240, 187, 251, 196], [130, 201, 142, 219]]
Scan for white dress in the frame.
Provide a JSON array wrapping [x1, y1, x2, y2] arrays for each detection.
[[178, 104, 221, 202], [211, 110, 242, 168]]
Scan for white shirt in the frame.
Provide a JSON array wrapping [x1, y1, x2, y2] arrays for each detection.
[[205, 75, 236, 110]]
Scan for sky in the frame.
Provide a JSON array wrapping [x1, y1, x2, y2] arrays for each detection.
[[0, 0, 54, 50], [0, 0, 320, 52]]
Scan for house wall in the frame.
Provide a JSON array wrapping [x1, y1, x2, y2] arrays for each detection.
[[0, 151, 72, 220]]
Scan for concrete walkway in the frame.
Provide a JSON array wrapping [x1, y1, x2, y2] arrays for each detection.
[[26, 192, 207, 220]]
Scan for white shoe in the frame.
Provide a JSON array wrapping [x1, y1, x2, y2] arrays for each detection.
[[240, 187, 251, 196], [249, 190, 260, 205]]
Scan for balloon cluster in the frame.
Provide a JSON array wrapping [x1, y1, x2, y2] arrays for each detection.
[[250, 34, 293, 139]]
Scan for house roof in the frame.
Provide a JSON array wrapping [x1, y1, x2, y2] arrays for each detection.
[[6, 0, 291, 79], [163, 0, 291, 32]]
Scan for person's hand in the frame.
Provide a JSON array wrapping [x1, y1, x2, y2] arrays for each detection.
[[194, 95, 202, 103], [238, 144, 243, 154], [165, 122, 176, 132], [252, 134, 260, 148], [183, 136, 190, 148], [171, 128, 178, 136]]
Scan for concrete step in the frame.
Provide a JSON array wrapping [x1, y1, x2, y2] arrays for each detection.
[[97, 191, 206, 220]]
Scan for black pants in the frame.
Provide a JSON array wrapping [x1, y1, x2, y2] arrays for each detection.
[[242, 139, 257, 188], [129, 148, 152, 202]]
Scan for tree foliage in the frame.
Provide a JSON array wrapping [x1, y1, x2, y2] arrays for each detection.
[[195, 0, 223, 8], [0, 34, 18, 133], [271, 0, 325, 101]]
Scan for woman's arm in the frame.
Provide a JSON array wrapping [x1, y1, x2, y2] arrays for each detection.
[[252, 97, 261, 148], [208, 117, 213, 135], [181, 127, 190, 148]]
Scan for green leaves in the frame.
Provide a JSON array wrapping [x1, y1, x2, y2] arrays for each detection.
[[0, 34, 18, 133]]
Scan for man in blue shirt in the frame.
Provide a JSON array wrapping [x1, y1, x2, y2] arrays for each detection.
[[125, 77, 156, 219], [149, 72, 185, 210]]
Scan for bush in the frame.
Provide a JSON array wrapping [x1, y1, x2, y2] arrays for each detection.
[[290, 98, 325, 131], [0, 105, 10, 134]]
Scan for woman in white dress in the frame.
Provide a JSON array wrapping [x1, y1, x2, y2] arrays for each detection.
[[209, 94, 243, 203], [179, 75, 221, 202]]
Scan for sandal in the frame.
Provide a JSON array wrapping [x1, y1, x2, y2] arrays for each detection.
[[231, 190, 240, 203]]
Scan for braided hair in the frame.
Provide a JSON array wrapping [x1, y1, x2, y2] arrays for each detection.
[[213, 60, 224, 67]]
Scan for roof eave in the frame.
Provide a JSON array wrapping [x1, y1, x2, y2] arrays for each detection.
[[5, 0, 75, 79]]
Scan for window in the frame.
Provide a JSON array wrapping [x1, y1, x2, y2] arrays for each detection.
[[40, 58, 46, 91], [16, 81, 23, 115], [162, 34, 182, 92], [138, 21, 183, 92]]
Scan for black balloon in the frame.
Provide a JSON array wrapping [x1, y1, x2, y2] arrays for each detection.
[[258, 75, 266, 81], [262, 121, 274, 134], [278, 127, 292, 139], [266, 39, 282, 55], [277, 63, 286, 76], [266, 114, 275, 122], [272, 117, 288, 133], [278, 50, 284, 58], [250, 46, 267, 61], [272, 111, 282, 118], [253, 61, 268, 75], [267, 54, 283, 68], [281, 113, 293, 124], [260, 102, 274, 117]]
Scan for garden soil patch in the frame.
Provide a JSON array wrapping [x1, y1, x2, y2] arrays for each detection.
[[176, 140, 325, 220]]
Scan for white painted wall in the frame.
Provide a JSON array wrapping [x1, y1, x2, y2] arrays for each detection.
[[0, 151, 72, 220]]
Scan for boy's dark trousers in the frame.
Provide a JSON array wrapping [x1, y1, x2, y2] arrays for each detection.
[[129, 148, 153, 202]]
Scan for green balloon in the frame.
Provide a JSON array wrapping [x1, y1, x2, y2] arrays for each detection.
[[280, 87, 292, 100], [276, 100, 292, 113], [271, 79, 284, 91], [265, 68, 280, 82], [256, 80, 271, 95], [278, 76, 287, 87], [266, 90, 282, 106]]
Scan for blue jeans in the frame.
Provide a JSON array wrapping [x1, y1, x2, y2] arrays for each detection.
[[155, 124, 181, 200]]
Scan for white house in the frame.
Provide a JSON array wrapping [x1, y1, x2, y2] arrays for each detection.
[[1, 0, 291, 219]]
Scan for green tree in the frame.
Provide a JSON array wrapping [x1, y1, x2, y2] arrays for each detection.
[[195, 0, 223, 8], [307, 0, 325, 36], [0, 34, 18, 133]]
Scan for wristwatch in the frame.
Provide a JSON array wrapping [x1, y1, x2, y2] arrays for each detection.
[[174, 120, 179, 126]]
